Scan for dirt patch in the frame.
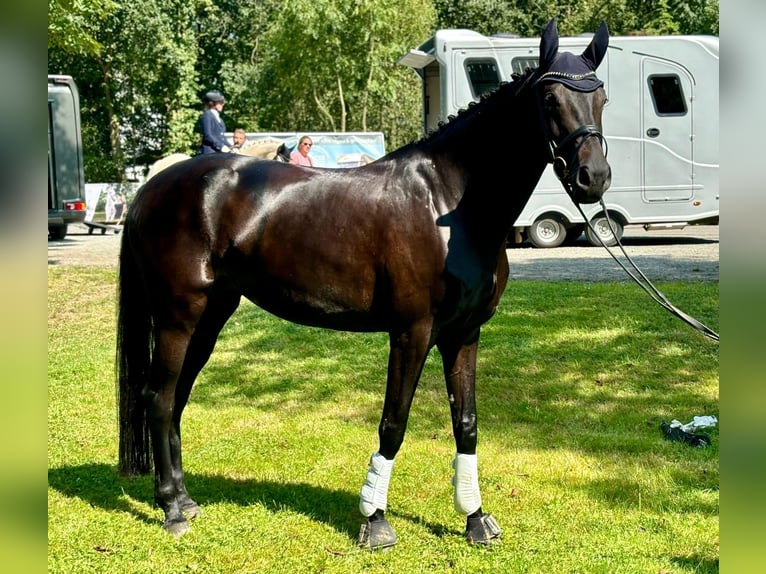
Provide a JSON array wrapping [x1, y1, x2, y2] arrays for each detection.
[[506, 225, 719, 282]]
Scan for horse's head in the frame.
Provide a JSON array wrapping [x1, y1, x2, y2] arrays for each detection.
[[274, 143, 291, 163], [536, 19, 611, 204]]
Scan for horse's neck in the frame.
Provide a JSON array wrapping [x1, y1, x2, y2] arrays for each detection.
[[427, 88, 549, 246]]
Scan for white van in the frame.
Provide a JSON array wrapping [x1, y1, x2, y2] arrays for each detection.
[[399, 30, 719, 247]]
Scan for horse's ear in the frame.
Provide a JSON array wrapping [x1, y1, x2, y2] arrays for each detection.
[[582, 21, 609, 70], [539, 18, 559, 70]]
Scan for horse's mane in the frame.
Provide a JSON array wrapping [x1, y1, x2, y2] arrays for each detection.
[[411, 66, 539, 148]]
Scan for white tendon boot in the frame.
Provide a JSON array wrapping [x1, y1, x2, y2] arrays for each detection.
[[358, 452, 398, 549], [359, 452, 395, 516], [452, 453, 482, 515], [452, 453, 502, 544]]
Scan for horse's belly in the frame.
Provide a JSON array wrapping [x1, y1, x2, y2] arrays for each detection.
[[240, 279, 386, 333], [245, 293, 387, 332]]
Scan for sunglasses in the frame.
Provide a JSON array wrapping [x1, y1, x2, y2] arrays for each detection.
[[302, 142, 312, 147]]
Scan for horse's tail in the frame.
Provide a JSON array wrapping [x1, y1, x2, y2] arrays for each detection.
[[116, 223, 153, 476]]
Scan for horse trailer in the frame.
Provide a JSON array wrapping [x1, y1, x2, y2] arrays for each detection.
[[48, 75, 86, 239], [399, 30, 719, 247]]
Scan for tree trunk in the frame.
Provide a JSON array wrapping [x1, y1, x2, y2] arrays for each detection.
[[337, 73, 347, 132]]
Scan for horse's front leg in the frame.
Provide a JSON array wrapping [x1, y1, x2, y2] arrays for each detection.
[[438, 332, 502, 545], [358, 321, 432, 550]]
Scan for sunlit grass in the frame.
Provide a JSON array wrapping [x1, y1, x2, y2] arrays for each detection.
[[48, 267, 718, 573]]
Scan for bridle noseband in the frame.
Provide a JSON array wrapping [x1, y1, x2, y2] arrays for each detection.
[[550, 124, 607, 194]]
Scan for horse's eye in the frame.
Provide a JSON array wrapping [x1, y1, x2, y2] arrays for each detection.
[[543, 92, 558, 110]]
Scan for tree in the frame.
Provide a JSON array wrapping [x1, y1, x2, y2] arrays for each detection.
[[433, 0, 524, 35], [49, 0, 204, 179], [433, 0, 718, 37], [623, 0, 718, 35], [255, 0, 435, 148], [193, 0, 282, 133]]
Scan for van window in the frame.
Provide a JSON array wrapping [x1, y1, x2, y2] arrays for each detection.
[[648, 74, 687, 116], [511, 57, 538, 75], [465, 60, 500, 98]]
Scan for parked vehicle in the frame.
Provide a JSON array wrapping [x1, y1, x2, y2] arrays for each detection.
[[48, 75, 86, 239], [399, 30, 719, 247]]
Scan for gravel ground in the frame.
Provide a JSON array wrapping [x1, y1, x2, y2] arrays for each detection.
[[48, 223, 719, 283]]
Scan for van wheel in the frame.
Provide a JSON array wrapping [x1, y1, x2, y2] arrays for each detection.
[[527, 216, 566, 248], [585, 214, 623, 247], [49, 224, 68, 240]]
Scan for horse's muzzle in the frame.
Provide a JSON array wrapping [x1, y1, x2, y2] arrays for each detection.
[[553, 127, 611, 204], [570, 161, 611, 204]]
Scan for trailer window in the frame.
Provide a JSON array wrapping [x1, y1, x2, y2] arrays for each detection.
[[511, 57, 538, 75], [465, 60, 500, 99], [648, 74, 687, 116]]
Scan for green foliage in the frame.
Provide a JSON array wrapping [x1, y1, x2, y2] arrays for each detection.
[[433, 0, 526, 35], [48, 266, 718, 572], [47, 0, 116, 56], [434, 0, 719, 36], [623, 0, 719, 35], [255, 0, 434, 144]]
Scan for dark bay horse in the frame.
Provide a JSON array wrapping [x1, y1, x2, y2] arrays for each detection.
[[117, 19, 611, 548]]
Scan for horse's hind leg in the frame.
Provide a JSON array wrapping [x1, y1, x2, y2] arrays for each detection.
[[145, 322, 196, 535], [147, 289, 240, 536], [438, 332, 502, 545], [170, 289, 241, 521]]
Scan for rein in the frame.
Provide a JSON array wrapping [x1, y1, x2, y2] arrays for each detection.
[[571, 197, 720, 342], [531, 73, 718, 341]]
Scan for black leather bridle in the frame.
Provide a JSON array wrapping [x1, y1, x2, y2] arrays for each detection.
[[550, 123, 607, 195], [532, 71, 608, 198]]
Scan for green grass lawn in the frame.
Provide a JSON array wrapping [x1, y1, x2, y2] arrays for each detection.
[[48, 267, 718, 573]]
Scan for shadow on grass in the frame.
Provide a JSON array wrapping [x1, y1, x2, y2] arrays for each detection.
[[670, 555, 719, 574], [193, 307, 389, 414], [48, 463, 364, 538]]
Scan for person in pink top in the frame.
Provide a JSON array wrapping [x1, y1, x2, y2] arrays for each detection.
[[290, 136, 314, 166]]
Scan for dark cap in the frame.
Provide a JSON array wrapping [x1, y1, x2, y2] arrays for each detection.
[[203, 90, 225, 103]]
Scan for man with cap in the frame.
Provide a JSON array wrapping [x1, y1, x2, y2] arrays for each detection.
[[199, 90, 231, 154]]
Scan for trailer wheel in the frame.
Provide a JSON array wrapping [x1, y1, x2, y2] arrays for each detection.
[[49, 224, 68, 240], [585, 213, 623, 247], [527, 215, 567, 248]]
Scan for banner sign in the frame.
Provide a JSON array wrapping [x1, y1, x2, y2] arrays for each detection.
[[230, 131, 386, 168]]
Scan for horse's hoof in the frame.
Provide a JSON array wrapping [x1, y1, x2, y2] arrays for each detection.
[[465, 513, 501, 545], [358, 518, 398, 551], [163, 517, 190, 537], [181, 502, 202, 520]]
